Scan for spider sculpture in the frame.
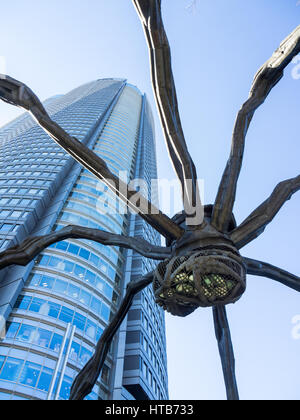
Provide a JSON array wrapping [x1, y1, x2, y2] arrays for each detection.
[[0, 0, 299, 401]]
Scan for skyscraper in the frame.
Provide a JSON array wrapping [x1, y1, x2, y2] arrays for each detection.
[[0, 79, 169, 400]]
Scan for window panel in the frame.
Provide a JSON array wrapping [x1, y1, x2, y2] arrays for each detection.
[[0, 357, 24, 382], [5, 322, 21, 339], [16, 325, 36, 343], [15, 295, 31, 311], [73, 313, 86, 331], [37, 367, 53, 392], [35, 328, 52, 348], [101, 303, 110, 322], [59, 307, 74, 324], [56, 241, 68, 251], [29, 298, 45, 313], [19, 361, 41, 388], [40, 276, 55, 290], [53, 279, 67, 294]]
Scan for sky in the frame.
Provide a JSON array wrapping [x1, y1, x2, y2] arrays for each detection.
[[0, 0, 300, 400]]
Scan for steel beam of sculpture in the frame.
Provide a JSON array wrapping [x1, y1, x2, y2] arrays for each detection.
[[0, 0, 299, 401]]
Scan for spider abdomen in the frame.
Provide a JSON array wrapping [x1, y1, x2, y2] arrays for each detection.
[[153, 249, 246, 317]]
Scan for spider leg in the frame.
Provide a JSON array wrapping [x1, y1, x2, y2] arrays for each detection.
[[230, 175, 300, 249], [244, 257, 300, 292], [211, 26, 300, 233], [0, 75, 183, 241], [133, 0, 203, 225], [0, 225, 171, 270], [69, 272, 154, 400], [213, 305, 239, 400]]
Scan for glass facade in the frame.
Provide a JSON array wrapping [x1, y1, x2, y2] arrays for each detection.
[[0, 79, 168, 400]]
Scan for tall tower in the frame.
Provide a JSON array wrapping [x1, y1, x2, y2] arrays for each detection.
[[0, 79, 168, 400]]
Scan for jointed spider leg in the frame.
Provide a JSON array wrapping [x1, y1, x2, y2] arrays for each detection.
[[69, 271, 154, 400], [133, 0, 203, 224], [231, 174, 300, 249], [0, 75, 183, 242], [0, 225, 171, 270], [211, 25, 300, 233], [244, 257, 300, 293], [213, 305, 239, 401]]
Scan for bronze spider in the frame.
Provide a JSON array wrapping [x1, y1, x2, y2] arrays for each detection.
[[0, 0, 299, 401]]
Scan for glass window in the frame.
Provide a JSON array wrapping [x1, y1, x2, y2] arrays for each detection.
[[35, 328, 52, 348], [79, 248, 90, 260], [53, 279, 67, 294], [101, 303, 110, 322], [68, 243, 80, 255], [40, 276, 55, 290], [19, 361, 41, 388], [91, 297, 101, 315], [96, 327, 103, 342], [59, 307, 74, 324], [67, 284, 80, 299], [0, 224, 13, 233], [17, 324, 36, 343], [56, 241, 68, 251], [37, 367, 53, 392], [104, 284, 113, 300], [90, 253, 99, 267], [37, 255, 50, 266], [14, 295, 31, 310], [74, 264, 85, 279], [10, 199, 20, 206], [95, 277, 104, 293], [63, 260, 74, 274], [0, 199, 9, 205], [0, 210, 10, 217], [12, 225, 20, 233], [79, 290, 91, 306], [48, 302, 61, 319], [73, 313, 86, 331], [48, 256, 61, 268], [28, 273, 41, 287], [79, 347, 92, 365], [5, 322, 21, 339], [59, 375, 72, 400], [124, 355, 140, 371], [50, 333, 63, 353], [70, 341, 80, 362], [126, 331, 141, 344], [29, 297, 45, 313], [85, 270, 96, 286], [86, 320, 97, 340], [19, 199, 31, 206], [0, 357, 23, 382]]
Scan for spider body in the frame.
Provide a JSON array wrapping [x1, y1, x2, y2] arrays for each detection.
[[153, 206, 246, 316]]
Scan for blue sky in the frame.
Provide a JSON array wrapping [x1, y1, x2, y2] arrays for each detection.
[[0, 0, 300, 400]]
